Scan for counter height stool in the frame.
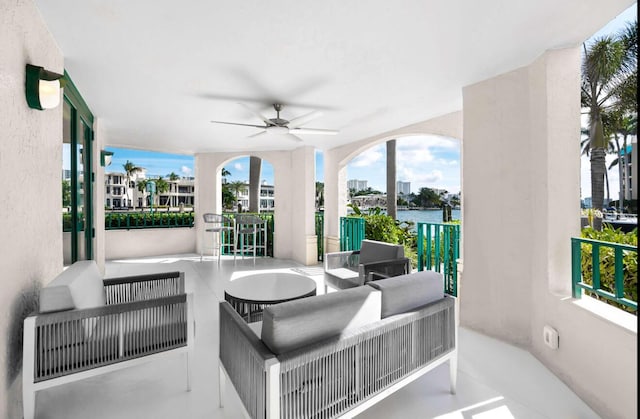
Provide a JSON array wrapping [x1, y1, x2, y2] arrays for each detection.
[[235, 214, 267, 263], [201, 213, 235, 264]]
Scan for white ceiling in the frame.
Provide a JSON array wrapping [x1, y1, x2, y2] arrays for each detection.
[[35, 0, 634, 154]]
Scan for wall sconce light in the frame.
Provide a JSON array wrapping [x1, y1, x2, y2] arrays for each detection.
[[25, 64, 65, 110], [100, 150, 113, 167]]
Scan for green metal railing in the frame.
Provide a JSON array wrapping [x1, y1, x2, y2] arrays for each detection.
[[217, 213, 275, 257], [571, 237, 637, 311], [316, 212, 324, 261], [340, 217, 366, 251], [417, 222, 460, 296]]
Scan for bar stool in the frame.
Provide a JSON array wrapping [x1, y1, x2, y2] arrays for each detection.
[[235, 214, 267, 263], [200, 213, 235, 264]]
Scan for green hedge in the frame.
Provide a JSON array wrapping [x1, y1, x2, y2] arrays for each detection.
[[105, 212, 194, 229]]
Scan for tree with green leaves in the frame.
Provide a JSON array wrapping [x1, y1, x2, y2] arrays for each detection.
[[221, 167, 234, 209], [62, 180, 71, 207], [154, 177, 170, 206], [167, 172, 180, 181], [581, 20, 636, 229], [136, 179, 148, 207], [413, 187, 442, 208], [227, 181, 247, 212], [123, 160, 143, 209]]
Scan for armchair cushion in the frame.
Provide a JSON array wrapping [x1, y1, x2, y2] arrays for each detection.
[[358, 239, 404, 265], [261, 286, 381, 355], [39, 261, 106, 313], [367, 271, 444, 318]]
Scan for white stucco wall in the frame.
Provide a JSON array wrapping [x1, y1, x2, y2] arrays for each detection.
[[195, 147, 318, 265], [0, 0, 63, 416], [461, 47, 636, 419], [104, 228, 196, 260]]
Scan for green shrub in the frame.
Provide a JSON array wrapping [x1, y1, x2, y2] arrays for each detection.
[[580, 226, 637, 313]]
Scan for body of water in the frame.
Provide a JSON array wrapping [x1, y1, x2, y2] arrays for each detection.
[[396, 209, 461, 231]]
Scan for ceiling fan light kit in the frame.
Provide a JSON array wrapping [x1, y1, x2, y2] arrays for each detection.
[[211, 103, 338, 140]]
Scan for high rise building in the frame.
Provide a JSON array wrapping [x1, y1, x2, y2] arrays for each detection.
[[347, 179, 368, 192], [396, 181, 410, 195]]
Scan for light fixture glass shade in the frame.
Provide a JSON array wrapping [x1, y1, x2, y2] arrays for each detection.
[[38, 79, 61, 109], [26, 64, 64, 110]]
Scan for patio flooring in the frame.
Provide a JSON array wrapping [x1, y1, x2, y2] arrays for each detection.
[[34, 254, 601, 418]]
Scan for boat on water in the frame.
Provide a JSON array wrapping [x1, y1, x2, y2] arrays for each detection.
[[602, 212, 638, 233]]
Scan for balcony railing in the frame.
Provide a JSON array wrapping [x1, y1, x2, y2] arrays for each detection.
[[340, 217, 366, 251], [571, 237, 637, 312], [417, 222, 460, 297]]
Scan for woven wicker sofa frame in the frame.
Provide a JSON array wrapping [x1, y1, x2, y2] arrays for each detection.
[[22, 271, 195, 419], [219, 295, 457, 419]]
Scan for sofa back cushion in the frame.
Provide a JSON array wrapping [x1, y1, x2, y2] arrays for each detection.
[[39, 260, 106, 313], [261, 286, 381, 355], [358, 239, 404, 265], [367, 271, 444, 318]]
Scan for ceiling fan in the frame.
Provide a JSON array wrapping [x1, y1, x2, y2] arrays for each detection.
[[211, 103, 338, 142]]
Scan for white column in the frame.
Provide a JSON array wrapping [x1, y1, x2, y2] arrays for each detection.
[[323, 149, 348, 253], [195, 153, 222, 256]]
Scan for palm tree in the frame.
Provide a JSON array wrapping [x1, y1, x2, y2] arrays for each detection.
[[167, 172, 180, 181], [136, 179, 148, 208], [123, 160, 143, 209], [228, 181, 248, 212], [154, 177, 170, 207], [581, 20, 636, 229]]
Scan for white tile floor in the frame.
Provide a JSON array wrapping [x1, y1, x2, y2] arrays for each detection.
[[34, 254, 601, 419]]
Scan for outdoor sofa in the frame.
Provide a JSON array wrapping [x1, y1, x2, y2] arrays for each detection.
[[324, 239, 411, 292], [22, 261, 194, 419], [219, 270, 456, 419]]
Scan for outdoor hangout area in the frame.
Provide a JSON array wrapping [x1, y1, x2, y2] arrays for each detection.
[[2, 0, 637, 418], [26, 253, 603, 419]]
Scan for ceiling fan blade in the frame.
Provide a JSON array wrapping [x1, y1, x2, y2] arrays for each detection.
[[287, 110, 323, 129], [286, 133, 304, 142], [210, 120, 267, 129], [238, 102, 275, 126], [248, 130, 268, 138], [290, 127, 339, 135]]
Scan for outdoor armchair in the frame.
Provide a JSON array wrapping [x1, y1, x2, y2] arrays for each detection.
[[324, 239, 411, 292], [23, 261, 194, 419]]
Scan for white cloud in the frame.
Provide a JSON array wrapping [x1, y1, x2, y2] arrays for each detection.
[[350, 145, 384, 167], [181, 165, 192, 176], [234, 162, 243, 171]]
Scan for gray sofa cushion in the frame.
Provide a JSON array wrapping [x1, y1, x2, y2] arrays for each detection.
[[358, 240, 404, 265], [367, 271, 444, 318], [39, 260, 106, 313], [261, 286, 381, 355]]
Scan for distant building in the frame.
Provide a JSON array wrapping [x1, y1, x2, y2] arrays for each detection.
[[347, 179, 368, 192], [235, 181, 275, 211], [620, 139, 637, 200], [397, 181, 410, 195], [349, 194, 387, 209], [105, 170, 195, 209]]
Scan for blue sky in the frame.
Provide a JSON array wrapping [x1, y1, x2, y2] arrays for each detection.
[[77, 4, 634, 197]]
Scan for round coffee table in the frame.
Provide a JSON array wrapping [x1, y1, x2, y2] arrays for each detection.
[[224, 272, 317, 322]]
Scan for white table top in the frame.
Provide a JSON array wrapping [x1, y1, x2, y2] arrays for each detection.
[[224, 272, 316, 302]]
